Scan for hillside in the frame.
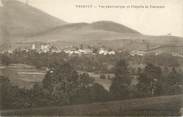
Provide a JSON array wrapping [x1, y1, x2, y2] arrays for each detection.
[[17, 21, 143, 47], [18, 21, 183, 50], [33, 21, 140, 35], [16, 20, 183, 50], [90, 21, 140, 34], [0, 0, 66, 37]]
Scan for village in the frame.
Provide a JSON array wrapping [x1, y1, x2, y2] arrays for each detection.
[[3, 42, 183, 59]]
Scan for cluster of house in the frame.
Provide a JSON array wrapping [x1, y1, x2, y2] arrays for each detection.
[[63, 48, 116, 56], [31, 44, 116, 56], [64, 48, 115, 55], [130, 50, 146, 56], [3, 43, 182, 58], [31, 44, 60, 53], [64, 49, 93, 55]]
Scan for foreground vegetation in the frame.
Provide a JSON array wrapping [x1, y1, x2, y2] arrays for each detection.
[[0, 60, 182, 109], [0, 50, 182, 116]]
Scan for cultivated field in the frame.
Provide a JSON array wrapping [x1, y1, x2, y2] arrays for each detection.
[[0, 64, 45, 89], [0, 64, 113, 89]]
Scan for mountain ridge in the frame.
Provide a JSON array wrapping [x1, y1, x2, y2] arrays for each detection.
[[28, 21, 141, 38]]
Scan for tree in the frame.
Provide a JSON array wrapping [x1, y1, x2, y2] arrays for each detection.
[[69, 73, 94, 104], [30, 83, 53, 107], [0, 54, 11, 66], [72, 83, 109, 104], [42, 62, 80, 105], [78, 73, 94, 88], [89, 83, 109, 102], [100, 74, 106, 79], [161, 68, 183, 95], [110, 59, 131, 100], [137, 63, 162, 97], [0, 76, 11, 109], [0, 76, 31, 109]]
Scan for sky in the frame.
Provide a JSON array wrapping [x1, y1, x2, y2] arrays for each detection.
[[17, 0, 183, 37], [0, 0, 3, 7]]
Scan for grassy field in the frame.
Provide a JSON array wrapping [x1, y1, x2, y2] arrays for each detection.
[[1, 95, 182, 116], [0, 64, 113, 89], [0, 64, 45, 89]]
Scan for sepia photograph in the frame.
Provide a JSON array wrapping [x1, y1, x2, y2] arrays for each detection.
[[0, 0, 183, 116]]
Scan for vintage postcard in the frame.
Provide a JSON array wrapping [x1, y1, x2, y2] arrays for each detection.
[[0, 0, 183, 116]]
